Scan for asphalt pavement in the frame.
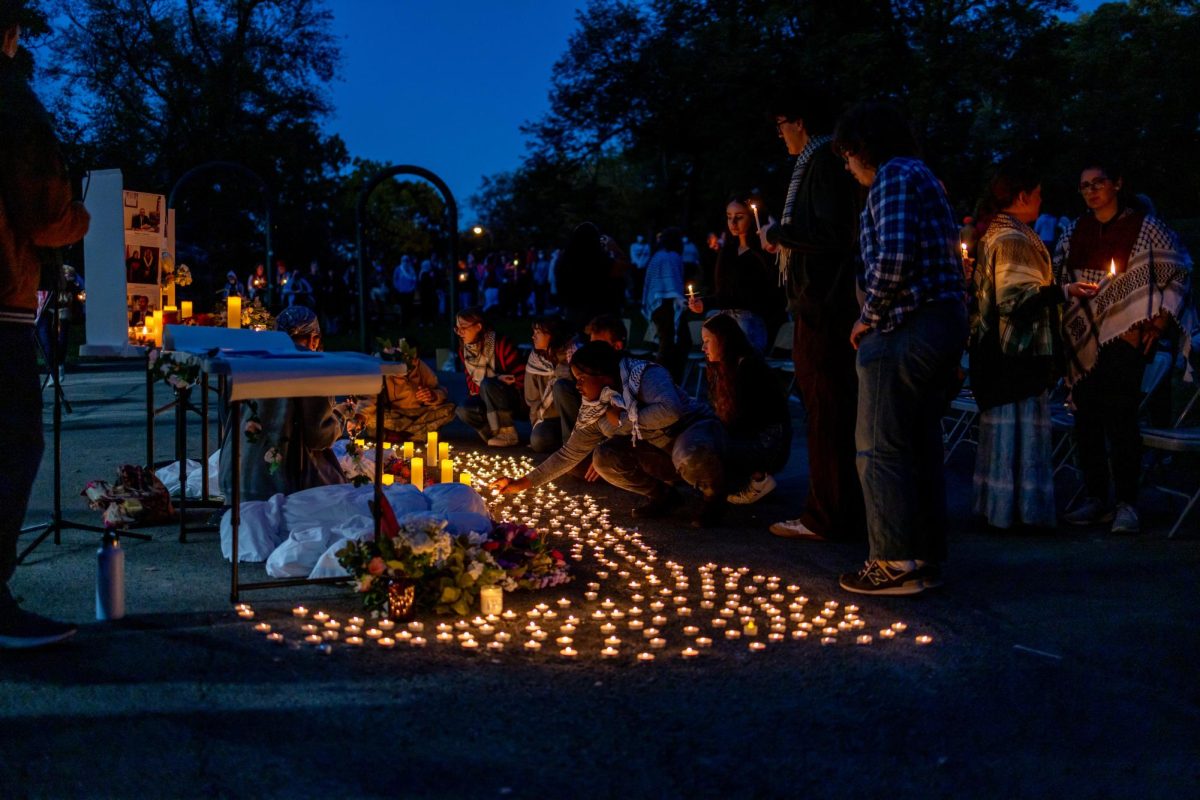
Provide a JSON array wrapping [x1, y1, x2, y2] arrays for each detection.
[[0, 363, 1196, 799]]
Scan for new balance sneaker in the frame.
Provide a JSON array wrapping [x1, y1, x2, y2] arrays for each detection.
[[768, 517, 827, 541], [486, 426, 519, 447], [1062, 497, 1115, 526], [838, 560, 939, 596], [632, 486, 682, 519], [1110, 502, 1141, 534], [0, 608, 77, 650], [728, 474, 777, 505]]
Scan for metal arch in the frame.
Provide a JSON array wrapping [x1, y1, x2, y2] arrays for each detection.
[[354, 164, 459, 353], [167, 160, 274, 289]]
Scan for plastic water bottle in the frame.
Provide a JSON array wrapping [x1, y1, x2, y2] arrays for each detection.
[[96, 532, 125, 621]]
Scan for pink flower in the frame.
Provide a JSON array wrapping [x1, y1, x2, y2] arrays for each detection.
[[245, 420, 262, 436], [367, 557, 386, 576]]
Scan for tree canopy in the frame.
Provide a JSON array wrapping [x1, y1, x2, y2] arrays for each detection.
[[473, 0, 1200, 249]]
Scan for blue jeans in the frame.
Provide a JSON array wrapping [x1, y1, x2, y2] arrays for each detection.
[[0, 324, 45, 611], [593, 418, 726, 498], [855, 301, 966, 562], [456, 377, 522, 435]]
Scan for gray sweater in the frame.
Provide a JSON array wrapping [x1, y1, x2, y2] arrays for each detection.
[[525, 363, 708, 487]]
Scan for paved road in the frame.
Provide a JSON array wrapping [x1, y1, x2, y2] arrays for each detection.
[[1, 365, 1196, 799]]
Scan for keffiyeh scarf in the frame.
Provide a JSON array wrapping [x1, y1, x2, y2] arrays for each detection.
[[973, 213, 1055, 358], [1059, 215, 1195, 387], [575, 358, 651, 443], [526, 349, 557, 424], [777, 134, 832, 285], [462, 330, 497, 387]]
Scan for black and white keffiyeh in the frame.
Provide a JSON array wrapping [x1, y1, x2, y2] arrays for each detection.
[[777, 134, 832, 285], [575, 357, 652, 443], [461, 330, 497, 386]]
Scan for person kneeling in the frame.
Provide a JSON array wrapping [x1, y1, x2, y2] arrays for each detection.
[[490, 341, 727, 527], [357, 343, 456, 444], [700, 314, 791, 505], [219, 307, 348, 502], [454, 307, 526, 447]]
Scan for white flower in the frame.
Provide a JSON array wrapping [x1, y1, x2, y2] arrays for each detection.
[[467, 561, 484, 580], [264, 447, 282, 464]]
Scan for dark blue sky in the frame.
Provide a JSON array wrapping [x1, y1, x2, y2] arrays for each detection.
[[326, 1, 588, 220], [325, 1, 1112, 219]]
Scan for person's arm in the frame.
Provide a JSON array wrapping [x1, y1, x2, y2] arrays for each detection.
[[858, 166, 916, 328], [416, 360, 448, 403], [495, 335, 526, 387], [524, 424, 608, 487], [3, 110, 90, 248]]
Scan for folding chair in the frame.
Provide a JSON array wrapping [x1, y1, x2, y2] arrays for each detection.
[[1140, 379, 1200, 538]]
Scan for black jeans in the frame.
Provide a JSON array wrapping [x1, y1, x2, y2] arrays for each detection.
[[1071, 340, 1145, 504], [456, 377, 523, 436], [0, 324, 45, 611]]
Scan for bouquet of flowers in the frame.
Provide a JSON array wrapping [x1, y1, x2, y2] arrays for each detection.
[[377, 337, 420, 370], [336, 506, 506, 616], [213, 296, 274, 330], [147, 348, 200, 390], [485, 522, 571, 591]]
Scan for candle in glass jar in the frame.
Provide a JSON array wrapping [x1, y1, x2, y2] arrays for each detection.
[[480, 585, 503, 616]]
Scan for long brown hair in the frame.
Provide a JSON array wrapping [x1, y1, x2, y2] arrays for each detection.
[[703, 314, 758, 424]]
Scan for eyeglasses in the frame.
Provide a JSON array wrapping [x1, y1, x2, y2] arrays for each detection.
[[774, 118, 791, 133], [1078, 177, 1111, 193], [454, 321, 480, 333]]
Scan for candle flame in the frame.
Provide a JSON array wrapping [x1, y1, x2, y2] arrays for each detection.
[[1109, 259, 1117, 277]]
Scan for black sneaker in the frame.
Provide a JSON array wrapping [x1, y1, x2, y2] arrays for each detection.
[[632, 486, 682, 519], [838, 561, 938, 596], [0, 608, 77, 649]]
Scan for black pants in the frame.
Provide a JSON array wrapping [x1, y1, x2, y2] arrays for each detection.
[[0, 325, 44, 611], [651, 300, 690, 383], [1072, 340, 1145, 504], [793, 313, 866, 539]]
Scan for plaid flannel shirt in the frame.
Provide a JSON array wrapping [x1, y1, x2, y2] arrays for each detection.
[[858, 157, 965, 332]]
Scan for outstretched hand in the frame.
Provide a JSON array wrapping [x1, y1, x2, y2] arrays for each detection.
[[488, 476, 531, 495]]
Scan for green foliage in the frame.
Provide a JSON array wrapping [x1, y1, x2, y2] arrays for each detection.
[[474, 0, 1200, 246]]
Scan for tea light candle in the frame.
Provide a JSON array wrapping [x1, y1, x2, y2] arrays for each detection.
[[636, 652, 655, 662], [712, 618, 727, 629], [642, 627, 659, 639], [486, 641, 504, 652], [253, 622, 271, 633], [293, 606, 309, 618], [531, 630, 548, 641], [879, 628, 896, 639], [683, 626, 699, 636], [524, 640, 541, 651], [820, 636, 836, 646], [501, 610, 517, 621], [344, 636, 363, 646], [792, 629, 808, 640], [652, 615, 668, 627], [304, 634, 323, 645], [410, 637, 426, 647], [556, 636, 573, 646], [323, 620, 341, 630], [557, 597, 572, 608], [681, 647, 699, 659], [495, 632, 512, 643], [768, 633, 785, 643], [915, 635, 933, 646], [584, 591, 598, 601], [377, 637, 396, 648], [748, 641, 767, 652], [601, 646, 619, 658], [891, 622, 908, 632], [322, 630, 339, 641], [696, 637, 713, 648], [406, 621, 422, 631], [301, 624, 318, 634], [599, 623, 616, 635], [649, 637, 666, 649], [725, 629, 742, 640], [396, 631, 412, 641], [461, 639, 479, 650], [365, 628, 382, 639], [237, 608, 255, 619], [267, 632, 285, 644], [378, 619, 395, 630], [604, 636, 621, 647], [856, 635, 873, 645]]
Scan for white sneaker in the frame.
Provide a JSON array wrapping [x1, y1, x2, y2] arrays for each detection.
[[768, 518, 827, 541], [486, 426, 519, 447], [1062, 497, 1114, 526], [728, 474, 777, 505], [1111, 502, 1140, 534]]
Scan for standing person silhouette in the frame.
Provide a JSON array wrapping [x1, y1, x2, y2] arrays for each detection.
[[0, 3, 90, 647]]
